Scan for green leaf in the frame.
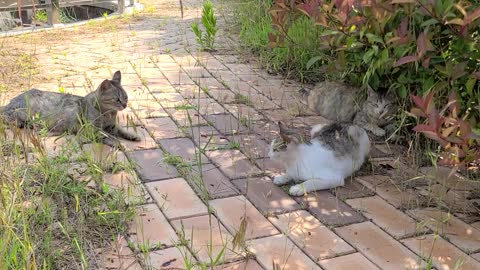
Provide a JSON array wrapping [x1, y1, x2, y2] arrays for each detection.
[[306, 56, 323, 70], [363, 49, 375, 64], [58, 86, 65, 93], [421, 18, 439, 27], [466, 78, 476, 94], [366, 33, 384, 44]]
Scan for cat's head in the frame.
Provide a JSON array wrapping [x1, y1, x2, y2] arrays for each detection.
[[97, 71, 128, 111], [364, 88, 396, 126], [268, 122, 302, 160]]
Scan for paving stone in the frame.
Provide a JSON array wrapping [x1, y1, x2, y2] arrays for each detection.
[[158, 137, 209, 165], [128, 204, 178, 248], [408, 208, 480, 253], [269, 210, 354, 261], [143, 117, 182, 140], [419, 166, 480, 191], [248, 235, 322, 270], [356, 175, 424, 209], [416, 184, 474, 214], [207, 150, 262, 179], [207, 89, 236, 104], [471, 222, 480, 231], [211, 195, 279, 239], [206, 114, 249, 135], [181, 164, 238, 199], [176, 84, 210, 99], [255, 158, 284, 178], [171, 215, 241, 263], [347, 196, 426, 239], [335, 222, 424, 269], [99, 238, 141, 270], [119, 127, 158, 152], [213, 260, 264, 270], [402, 234, 480, 270], [144, 247, 195, 269], [193, 77, 225, 90], [319, 253, 380, 270], [294, 191, 364, 227], [247, 93, 279, 110], [146, 177, 208, 220], [162, 71, 195, 85], [223, 104, 264, 121], [185, 125, 229, 150], [81, 143, 127, 168], [233, 177, 300, 214], [166, 108, 208, 126], [191, 98, 227, 115], [250, 119, 279, 142], [153, 92, 187, 108], [103, 172, 150, 205], [331, 177, 375, 200], [227, 134, 270, 159], [128, 149, 179, 181], [472, 253, 480, 262]]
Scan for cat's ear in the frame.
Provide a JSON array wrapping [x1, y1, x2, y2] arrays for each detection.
[[100, 79, 112, 92], [278, 121, 298, 144], [112, 71, 122, 83]]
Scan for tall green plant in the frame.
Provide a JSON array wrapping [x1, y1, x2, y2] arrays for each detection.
[[191, 0, 218, 51]]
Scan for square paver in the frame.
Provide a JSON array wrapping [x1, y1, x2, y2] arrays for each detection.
[[248, 235, 322, 270], [269, 210, 354, 261], [128, 149, 179, 182], [210, 195, 279, 239], [146, 177, 208, 220], [408, 208, 480, 253], [233, 177, 300, 214], [143, 117, 182, 140], [191, 98, 227, 115], [206, 114, 248, 135], [330, 177, 375, 200], [347, 196, 427, 239], [294, 191, 365, 227], [402, 234, 480, 270], [159, 137, 209, 165], [99, 238, 141, 270], [167, 108, 208, 126], [227, 134, 270, 159], [356, 175, 424, 209], [129, 204, 178, 248], [255, 158, 284, 177], [181, 164, 238, 198], [335, 222, 424, 269], [171, 215, 241, 263], [144, 247, 196, 269], [213, 260, 264, 270], [119, 127, 158, 152], [319, 253, 380, 270], [207, 150, 262, 179]]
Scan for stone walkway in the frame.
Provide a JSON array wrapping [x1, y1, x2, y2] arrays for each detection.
[[2, 0, 480, 269]]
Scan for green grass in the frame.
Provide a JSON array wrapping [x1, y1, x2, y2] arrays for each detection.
[[227, 0, 327, 83], [0, 121, 135, 269]]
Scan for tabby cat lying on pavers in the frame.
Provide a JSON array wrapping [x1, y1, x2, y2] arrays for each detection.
[[269, 121, 371, 196], [0, 71, 139, 146]]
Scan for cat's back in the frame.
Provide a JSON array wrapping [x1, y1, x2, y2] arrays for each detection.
[[6, 89, 82, 110], [307, 81, 359, 122], [311, 122, 369, 158]]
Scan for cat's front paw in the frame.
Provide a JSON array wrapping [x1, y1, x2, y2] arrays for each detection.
[[289, 184, 306, 196], [273, 175, 290, 185]]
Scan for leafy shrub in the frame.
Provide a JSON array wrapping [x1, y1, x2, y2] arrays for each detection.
[[191, 0, 217, 51], [266, 0, 480, 167], [411, 91, 480, 167]]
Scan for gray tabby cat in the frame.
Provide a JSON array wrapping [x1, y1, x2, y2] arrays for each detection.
[[0, 71, 140, 145], [304, 81, 396, 136]]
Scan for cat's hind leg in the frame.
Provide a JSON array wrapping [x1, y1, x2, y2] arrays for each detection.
[[273, 174, 292, 185], [289, 178, 344, 196]]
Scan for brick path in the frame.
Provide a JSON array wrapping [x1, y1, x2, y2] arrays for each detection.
[[3, 0, 480, 269]]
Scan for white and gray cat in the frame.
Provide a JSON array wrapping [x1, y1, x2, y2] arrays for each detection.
[[0, 71, 140, 145], [269, 121, 370, 196], [303, 81, 396, 137]]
